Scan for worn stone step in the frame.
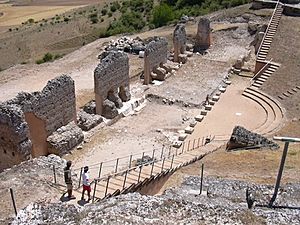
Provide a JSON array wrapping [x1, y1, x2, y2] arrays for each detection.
[[257, 77, 267, 82], [178, 133, 188, 141], [205, 105, 212, 111], [185, 126, 194, 134], [195, 115, 204, 122], [292, 88, 298, 92], [219, 87, 226, 93], [252, 83, 261, 88], [200, 110, 208, 116], [212, 96, 220, 102], [255, 80, 264, 85]]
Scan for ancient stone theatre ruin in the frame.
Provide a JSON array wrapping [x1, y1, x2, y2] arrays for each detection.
[[0, 75, 83, 171], [94, 51, 131, 119]]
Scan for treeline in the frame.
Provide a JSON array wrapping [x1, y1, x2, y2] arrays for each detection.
[[101, 0, 250, 37]]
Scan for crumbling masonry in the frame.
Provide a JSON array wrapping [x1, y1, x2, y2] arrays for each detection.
[[94, 51, 131, 119], [0, 75, 83, 171], [194, 18, 211, 52], [173, 24, 187, 63], [144, 37, 168, 85]]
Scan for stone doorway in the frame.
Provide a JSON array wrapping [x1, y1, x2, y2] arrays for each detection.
[[24, 112, 48, 158]]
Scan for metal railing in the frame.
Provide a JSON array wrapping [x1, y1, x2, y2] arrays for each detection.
[[251, 58, 273, 84], [256, 0, 281, 59]]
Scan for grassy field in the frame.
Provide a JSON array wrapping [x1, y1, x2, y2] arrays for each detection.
[[0, 3, 85, 26]]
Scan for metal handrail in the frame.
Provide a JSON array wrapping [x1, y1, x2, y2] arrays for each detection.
[[251, 58, 273, 84], [256, 0, 281, 59]]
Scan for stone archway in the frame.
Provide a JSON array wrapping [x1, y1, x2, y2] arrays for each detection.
[[24, 112, 48, 158]]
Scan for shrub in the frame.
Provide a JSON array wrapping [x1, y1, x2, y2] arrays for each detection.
[[28, 18, 34, 23], [108, 12, 113, 17], [90, 17, 99, 24], [64, 17, 70, 22], [151, 4, 174, 28], [101, 8, 107, 16], [42, 53, 53, 62]]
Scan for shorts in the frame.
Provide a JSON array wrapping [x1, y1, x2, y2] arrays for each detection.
[[83, 185, 91, 192], [67, 183, 73, 190]]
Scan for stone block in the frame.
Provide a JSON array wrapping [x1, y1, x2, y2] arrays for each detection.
[[186, 51, 193, 57], [205, 105, 212, 111], [173, 141, 183, 148], [185, 126, 194, 134], [200, 110, 208, 115], [195, 115, 204, 122], [219, 87, 226, 93], [153, 67, 167, 81], [178, 133, 188, 141], [102, 99, 118, 119], [190, 120, 197, 127], [209, 100, 215, 105], [212, 96, 220, 102], [178, 54, 188, 64]]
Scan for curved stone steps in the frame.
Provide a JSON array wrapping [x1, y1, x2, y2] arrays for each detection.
[[243, 87, 284, 136], [242, 89, 275, 135]]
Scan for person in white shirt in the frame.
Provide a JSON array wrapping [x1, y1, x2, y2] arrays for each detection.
[[81, 166, 91, 202]]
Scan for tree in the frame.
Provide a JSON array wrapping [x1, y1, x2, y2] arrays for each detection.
[[152, 4, 174, 28]]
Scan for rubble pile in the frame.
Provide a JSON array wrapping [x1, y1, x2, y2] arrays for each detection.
[[226, 126, 279, 150], [104, 36, 146, 55]]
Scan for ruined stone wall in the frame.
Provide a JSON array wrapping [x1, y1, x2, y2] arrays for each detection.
[[7, 75, 76, 136], [0, 104, 32, 171], [173, 24, 187, 63], [194, 18, 211, 52], [0, 75, 78, 169], [94, 51, 130, 117], [144, 37, 168, 84]]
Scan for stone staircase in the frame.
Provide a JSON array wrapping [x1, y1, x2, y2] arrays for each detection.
[[242, 87, 284, 135], [278, 86, 300, 100], [251, 62, 280, 89], [257, 2, 283, 61]]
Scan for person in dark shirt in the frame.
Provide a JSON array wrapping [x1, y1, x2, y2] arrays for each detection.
[[64, 160, 75, 199]]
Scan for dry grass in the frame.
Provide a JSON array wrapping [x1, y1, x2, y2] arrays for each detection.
[[158, 143, 300, 194], [0, 4, 84, 26]]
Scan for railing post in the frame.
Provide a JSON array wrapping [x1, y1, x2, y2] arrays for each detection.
[[92, 179, 97, 203], [187, 140, 191, 151], [123, 170, 128, 189], [175, 147, 178, 156], [193, 139, 195, 150], [161, 145, 165, 159], [115, 158, 119, 173], [9, 188, 17, 216], [53, 165, 57, 184], [151, 149, 155, 161], [128, 154, 132, 168], [161, 157, 165, 172], [168, 146, 172, 158], [170, 155, 175, 169], [197, 138, 200, 148], [104, 176, 110, 197], [98, 162, 103, 178], [202, 137, 204, 146], [181, 142, 185, 154], [150, 159, 155, 176], [138, 166, 142, 183], [78, 167, 83, 189], [200, 163, 204, 195]]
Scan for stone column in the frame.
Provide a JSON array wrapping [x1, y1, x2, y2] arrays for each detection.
[[194, 18, 211, 52]]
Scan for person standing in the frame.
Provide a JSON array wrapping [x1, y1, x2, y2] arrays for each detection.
[[64, 160, 75, 199], [81, 166, 91, 202]]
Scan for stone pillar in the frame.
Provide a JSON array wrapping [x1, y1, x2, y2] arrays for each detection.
[[194, 18, 211, 52], [173, 24, 187, 63]]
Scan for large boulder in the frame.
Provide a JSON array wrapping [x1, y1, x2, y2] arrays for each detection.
[[102, 99, 118, 119], [226, 126, 279, 151]]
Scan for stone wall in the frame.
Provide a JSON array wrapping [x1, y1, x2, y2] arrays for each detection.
[[194, 18, 211, 52], [144, 37, 168, 84], [0, 104, 32, 171], [94, 51, 131, 118], [173, 24, 187, 63], [0, 75, 81, 171]]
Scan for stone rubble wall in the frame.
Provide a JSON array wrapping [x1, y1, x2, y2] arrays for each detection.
[[47, 122, 84, 155], [94, 51, 131, 117], [0, 104, 32, 171], [173, 24, 187, 63], [144, 37, 168, 84], [194, 18, 211, 52], [0, 75, 80, 170], [6, 75, 76, 136]]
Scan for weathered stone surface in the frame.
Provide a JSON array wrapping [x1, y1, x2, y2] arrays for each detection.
[[178, 54, 188, 64], [94, 51, 130, 116], [83, 100, 96, 114], [0, 75, 77, 170], [47, 122, 84, 155], [104, 36, 146, 54], [194, 17, 211, 52], [173, 24, 187, 63], [102, 99, 118, 119], [144, 37, 168, 84], [226, 126, 279, 150], [77, 110, 103, 131], [12, 176, 300, 225], [153, 67, 167, 81]]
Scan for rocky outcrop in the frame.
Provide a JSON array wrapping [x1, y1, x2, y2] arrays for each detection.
[[226, 126, 279, 150], [12, 177, 300, 225]]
